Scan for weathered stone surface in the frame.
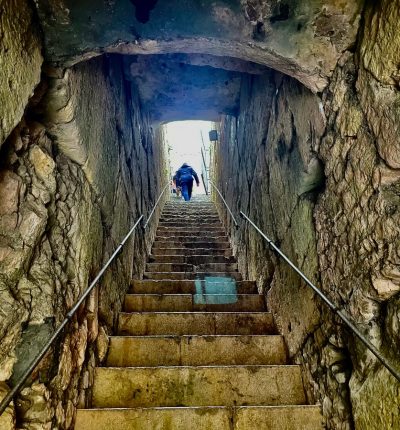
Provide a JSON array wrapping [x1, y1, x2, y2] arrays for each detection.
[[107, 335, 286, 366], [76, 405, 322, 430], [0, 55, 166, 429], [92, 365, 306, 408], [34, 0, 362, 92], [213, 71, 324, 356], [0, 382, 15, 430], [211, 1, 400, 427], [0, 0, 43, 148]]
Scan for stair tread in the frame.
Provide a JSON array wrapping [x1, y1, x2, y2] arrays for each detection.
[[92, 365, 307, 408], [107, 334, 287, 366], [81, 198, 321, 428], [118, 311, 275, 335]]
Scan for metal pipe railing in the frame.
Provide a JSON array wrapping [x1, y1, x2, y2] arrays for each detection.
[[208, 181, 400, 383], [239, 211, 400, 383], [0, 182, 168, 416], [143, 183, 169, 229], [209, 180, 239, 228]]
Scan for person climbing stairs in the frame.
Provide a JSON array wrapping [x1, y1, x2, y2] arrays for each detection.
[[75, 197, 322, 429]]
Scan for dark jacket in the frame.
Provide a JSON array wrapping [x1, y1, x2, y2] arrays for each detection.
[[175, 164, 199, 185]]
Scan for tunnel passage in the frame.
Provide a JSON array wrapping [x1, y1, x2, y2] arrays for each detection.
[[1, 0, 400, 429]]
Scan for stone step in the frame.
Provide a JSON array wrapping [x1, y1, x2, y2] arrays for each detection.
[[156, 229, 228, 240], [143, 271, 242, 281], [164, 203, 215, 208], [76, 405, 323, 430], [107, 335, 286, 367], [91, 365, 306, 408], [145, 262, 238, 273], [159, 216, 220, 222], [118, 312, 275, 335], [148, 254, 236, 264], [152, 241, 230, 249], [152, 247, 232, 256], [158, 221, 221, 227], [157, 226, 224, 233], [160, 210, 220, 221], [124, 294, 265, 312], [154, 236, 228, 244], [131, 279, 257, 294]]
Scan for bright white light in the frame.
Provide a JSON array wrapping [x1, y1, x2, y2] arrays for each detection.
[[164, 120, 213, 196]]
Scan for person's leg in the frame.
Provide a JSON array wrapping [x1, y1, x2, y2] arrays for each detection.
[[181, 182, 190, 201], [188, 180, 193, 200]]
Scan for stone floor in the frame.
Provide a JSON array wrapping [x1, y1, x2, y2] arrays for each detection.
[[75, 196, 322, 429]]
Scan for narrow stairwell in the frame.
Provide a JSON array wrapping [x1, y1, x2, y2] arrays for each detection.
[[75, 197, 322, 429]]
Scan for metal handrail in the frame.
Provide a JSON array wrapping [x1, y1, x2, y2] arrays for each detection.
[[209, 180, 239, 228], [201, 147, 209, 195], [143, 183, 169, 229], [0, 182, 169, 416], [239, 211, 400, 383], [0, 215, 143, 415], [208, 180, 400, 382]]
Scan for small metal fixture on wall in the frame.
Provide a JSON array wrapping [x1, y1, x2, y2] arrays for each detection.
[[209, 130, 218, 142]]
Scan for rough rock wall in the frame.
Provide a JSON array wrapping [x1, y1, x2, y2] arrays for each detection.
[[314, 0, 400, 428], [213, 1, 400, 428], [0, 0, 43, 149], [213, 71, 325, 355], [0, 55, 166, 429]]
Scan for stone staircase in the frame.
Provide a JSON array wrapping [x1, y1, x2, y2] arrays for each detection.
[[75, 197, 322, 429]]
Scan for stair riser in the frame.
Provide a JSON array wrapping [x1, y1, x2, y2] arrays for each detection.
[[148, 255, 235, 264], [143, 272, 242, 280], [107, 335, 286, 366], [159, 220, 220, 226], [131, 280, 258, 294], [153, 239, 230, 245], [118, 312, 275, 336], [152, 242, 230, 250], [159, 216, 220, 222], [156, 230, 228, 242], [76, 406, 323, 430], [124, 294, 265, 312], [157, 228, 224, 234], [92, 366, 305, 408], [145, 263, 238, 272], [151, 248, 232, 256]]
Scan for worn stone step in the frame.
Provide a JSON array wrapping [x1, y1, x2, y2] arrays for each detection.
[[153, 241, 230, 250], [107, 335, 286, 367], [153, 234, 230, 244], [131, 279, 257, 294], [154, 235, 228, 243], [159, 221, 221, 227], [124, 294, 265, 312], [156, 229, 228, 240], [143, 271, 242, 281], [91, 365, 305, 408], [152, 247, 232, 256], [145, 262, 238, 273], [118, 312, 275, 335], [160, 215, 219, 221], [159, 216, 220, 222], [148, 254, 236, 264], [157, 226, 224, 233], [75, 405, 323, 430]]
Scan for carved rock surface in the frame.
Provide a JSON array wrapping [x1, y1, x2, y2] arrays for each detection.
[[33, 0, 363, 92], [0, 56, 166, 429], [213, 1, 400, 428], [0, 0, 42, 148]]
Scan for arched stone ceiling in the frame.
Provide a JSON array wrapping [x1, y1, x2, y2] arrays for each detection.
[[35, 0, 363, 93]]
